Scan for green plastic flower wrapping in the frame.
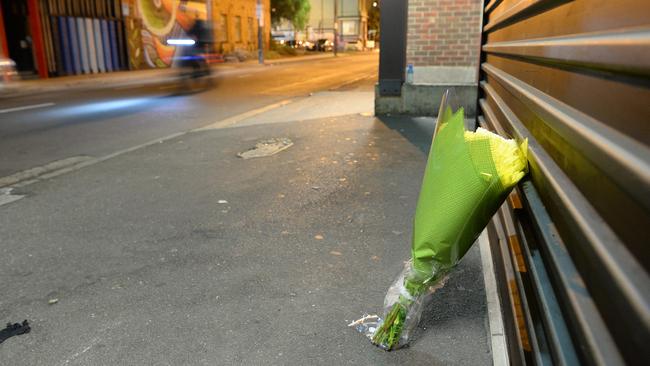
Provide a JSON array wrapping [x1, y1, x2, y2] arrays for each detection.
[[371, 106, 528, 350]]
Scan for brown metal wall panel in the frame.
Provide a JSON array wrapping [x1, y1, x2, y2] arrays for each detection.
[[482, 59, 650, 256], [486, 0, 650, 39], [484, 55, 650, 145], [480, 0, 650, 364], [481, 94, 626, 365]]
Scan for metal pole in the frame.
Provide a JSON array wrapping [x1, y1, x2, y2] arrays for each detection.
[[378, 0, 407, 96], [333, 0, 338, 56], [206, 0, 212, 21], [257, 0, 264, 64]]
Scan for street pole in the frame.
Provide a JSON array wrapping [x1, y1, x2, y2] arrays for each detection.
[[257, 0, 264, 64], [333, 0, 338, 56]]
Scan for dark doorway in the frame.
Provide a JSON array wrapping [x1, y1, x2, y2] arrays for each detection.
[[1, 0, 36, 75]]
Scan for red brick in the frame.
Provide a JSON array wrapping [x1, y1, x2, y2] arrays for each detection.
[[406, 0, 481, 66]]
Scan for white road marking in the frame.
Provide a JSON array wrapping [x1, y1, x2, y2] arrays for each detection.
[[329, 72, 376, 90], [0, 156, 94, 188], [0, 193, 24, 207], [237, 73, 253, 78], [0, 100, 296, 192], [0, 102, 55, 114], [58, 320, 123, 366], [262, 68, 375, 94], [196, 99, 293, 130], [59, 337, 100, 365], [262, 73, 339, 94]]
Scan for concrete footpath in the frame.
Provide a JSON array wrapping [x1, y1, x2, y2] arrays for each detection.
[[0, 91, 492, 365], [0, 53, 344, 100]]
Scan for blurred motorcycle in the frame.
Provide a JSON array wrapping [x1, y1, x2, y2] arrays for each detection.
[[168, 18, 215, 93], [168, 38, 213, 93]]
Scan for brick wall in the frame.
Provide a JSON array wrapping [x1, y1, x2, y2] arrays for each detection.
[[406, 0, 482, 67]]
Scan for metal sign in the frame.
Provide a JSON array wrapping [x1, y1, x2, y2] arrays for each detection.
[[256, 4, 264, 26]]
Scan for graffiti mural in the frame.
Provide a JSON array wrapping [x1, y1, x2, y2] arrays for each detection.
[[126, 0, 207, 69]]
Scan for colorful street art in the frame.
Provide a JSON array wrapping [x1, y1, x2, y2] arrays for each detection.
[[127, 0, 207, 69]]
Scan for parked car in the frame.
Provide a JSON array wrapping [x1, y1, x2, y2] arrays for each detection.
[[0, 57, 17, 82], [307, 39, 333, 52]]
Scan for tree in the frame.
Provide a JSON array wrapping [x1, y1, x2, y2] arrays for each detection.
[[367, 0, 380, 42], [271, 0, 311, 31]]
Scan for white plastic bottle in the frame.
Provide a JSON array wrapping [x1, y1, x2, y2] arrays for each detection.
[[406, 63, 414, 84]]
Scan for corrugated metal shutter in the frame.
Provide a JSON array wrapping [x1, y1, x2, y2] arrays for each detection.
[[478, 0, 650, 365], [39, 0, 127, 76]]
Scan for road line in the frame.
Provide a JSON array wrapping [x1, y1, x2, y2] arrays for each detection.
[[0, 193, 25, 207], [262, 68, 375, 94], [0, 100, 296, 191], [0, 156, 94, 188], [196, 99, 294, 130], [479, 230, 509, 366], [58, 320, 123, 366], [0, 102, 55, 114], [329, 71, 377, 91], [28, 132, 187, 186], [261, 73, 340, 94]]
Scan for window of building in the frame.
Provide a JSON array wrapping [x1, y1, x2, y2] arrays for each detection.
[[234, 16, 242, 43], [341, 20, 358, 36], [341, 0, 358, 16], [218, 14, 228, 42], [248, 17, 255, 43]]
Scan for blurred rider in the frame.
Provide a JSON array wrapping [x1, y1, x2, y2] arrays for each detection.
[[185, 11, 212, 77]]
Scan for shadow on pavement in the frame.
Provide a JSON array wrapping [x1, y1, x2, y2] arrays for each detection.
[[374, 115, 436, 154]]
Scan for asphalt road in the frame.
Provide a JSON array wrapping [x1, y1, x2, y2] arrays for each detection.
[[0, 52, 491, 365], [0, 53, 378, 178]]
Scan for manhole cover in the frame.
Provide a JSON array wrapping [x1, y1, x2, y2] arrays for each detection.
[[237, 138, 294, 159]]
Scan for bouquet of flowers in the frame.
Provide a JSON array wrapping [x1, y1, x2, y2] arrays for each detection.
[[354, 93, 528, 350]]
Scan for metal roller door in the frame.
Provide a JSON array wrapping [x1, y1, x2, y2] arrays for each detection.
[[39, 0, 127, 76], [477, 0, 650, 364]]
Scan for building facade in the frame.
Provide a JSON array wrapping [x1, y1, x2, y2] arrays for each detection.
[[0, 0, 130, 78], [406, 0, 482, 83], [125, 0, 271, 70], [272, 0, 369, 49], [0, 0, 271, 78], [376, 0, 484, 116], [212, 0, 271, 54]]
